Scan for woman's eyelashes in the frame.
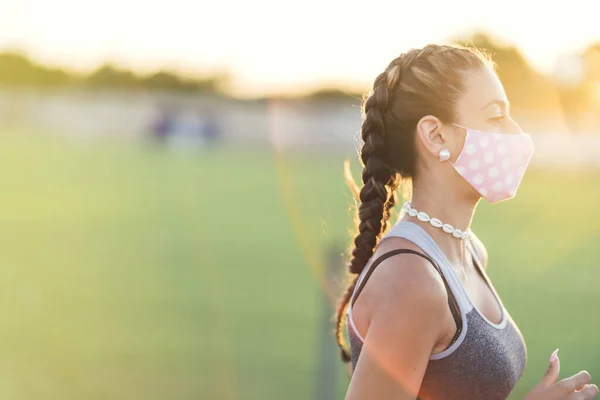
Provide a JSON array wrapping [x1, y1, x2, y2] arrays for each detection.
[[489, 115, 506, 125]]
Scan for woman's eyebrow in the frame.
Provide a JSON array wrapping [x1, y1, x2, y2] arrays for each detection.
[[483, 99, 510, 111]]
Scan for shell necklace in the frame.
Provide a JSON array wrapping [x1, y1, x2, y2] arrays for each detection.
[[401, 202, 472, 240]]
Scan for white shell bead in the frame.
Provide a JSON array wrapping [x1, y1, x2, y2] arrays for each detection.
[[417, 212, 430, 222], [429, 218, 443, 228], [442, 224, 454, 233], [408, 209, 418, 217], [452, 230, 463, 238]]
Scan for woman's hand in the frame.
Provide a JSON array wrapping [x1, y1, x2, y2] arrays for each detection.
[[524, 349, 599, 400]]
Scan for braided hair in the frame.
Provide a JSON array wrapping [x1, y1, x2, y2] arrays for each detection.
[[335, 44, 493, 363]]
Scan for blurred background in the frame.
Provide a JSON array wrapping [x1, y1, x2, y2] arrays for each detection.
[[1, 0, 600, 399]]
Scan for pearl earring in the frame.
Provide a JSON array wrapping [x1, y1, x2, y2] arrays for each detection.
[[439, 149, 451, 162]]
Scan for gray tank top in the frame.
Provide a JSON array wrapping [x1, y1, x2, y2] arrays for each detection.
[[346, 221, 527, 399]]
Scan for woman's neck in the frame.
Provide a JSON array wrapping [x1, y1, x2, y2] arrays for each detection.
[[402, 179, 479, 266]]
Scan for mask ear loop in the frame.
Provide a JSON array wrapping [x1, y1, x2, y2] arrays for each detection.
[[452, 123, 489, 136], [449, 123, 470, 167], [451, 123, 468, 130], [452, 123, 479, 133], [452, 123, 520, 137]]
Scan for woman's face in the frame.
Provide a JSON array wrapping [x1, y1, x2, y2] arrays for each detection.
[[454, 67, 522, 136], [414, 67, 527, 201]]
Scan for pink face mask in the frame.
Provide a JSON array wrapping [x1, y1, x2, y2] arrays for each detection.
[[450, 124, 535, 204]]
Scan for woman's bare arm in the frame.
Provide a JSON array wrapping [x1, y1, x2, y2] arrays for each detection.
[[345, 255, 450, 400]]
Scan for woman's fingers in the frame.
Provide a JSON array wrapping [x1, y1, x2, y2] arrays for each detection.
[[569, 383, 599, 399], [558, 371, 593, 395], [541, 349, 561, 386]]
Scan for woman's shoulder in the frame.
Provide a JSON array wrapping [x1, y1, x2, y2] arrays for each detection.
[[357, 237, 450, 319]]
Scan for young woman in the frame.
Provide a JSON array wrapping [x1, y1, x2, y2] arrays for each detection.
[[336, 44, 599, 400]]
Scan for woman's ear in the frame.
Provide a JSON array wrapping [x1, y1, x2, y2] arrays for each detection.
[[415, 115, 448, 161]]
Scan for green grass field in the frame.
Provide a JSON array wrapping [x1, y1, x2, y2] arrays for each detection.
[[0, 132, 597, 399]]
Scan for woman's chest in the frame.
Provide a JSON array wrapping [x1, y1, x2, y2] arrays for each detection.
[[421, 312, 527, 400]]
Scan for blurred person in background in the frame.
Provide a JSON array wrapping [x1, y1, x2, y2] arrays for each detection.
[[150, 104, 176, 145], [198, 108, 222, 148], [335, 44, 599, 400]]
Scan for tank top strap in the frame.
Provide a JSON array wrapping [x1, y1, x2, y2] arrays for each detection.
[[381, 221, 474, 315]]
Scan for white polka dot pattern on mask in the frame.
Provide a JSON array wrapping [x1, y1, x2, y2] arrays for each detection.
[[473, 174, 485, 185], [451, 128, 534, 203]]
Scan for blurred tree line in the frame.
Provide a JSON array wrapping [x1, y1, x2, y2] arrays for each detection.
[[455, 33, 599, 115], [0, 51, 230, 94], [0, 32, 599, 113]]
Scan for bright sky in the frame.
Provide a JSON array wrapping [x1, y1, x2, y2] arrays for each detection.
[[3, 0, 600, 96]]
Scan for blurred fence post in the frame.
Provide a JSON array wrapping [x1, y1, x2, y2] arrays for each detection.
[[315, 243, 345, 400]]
